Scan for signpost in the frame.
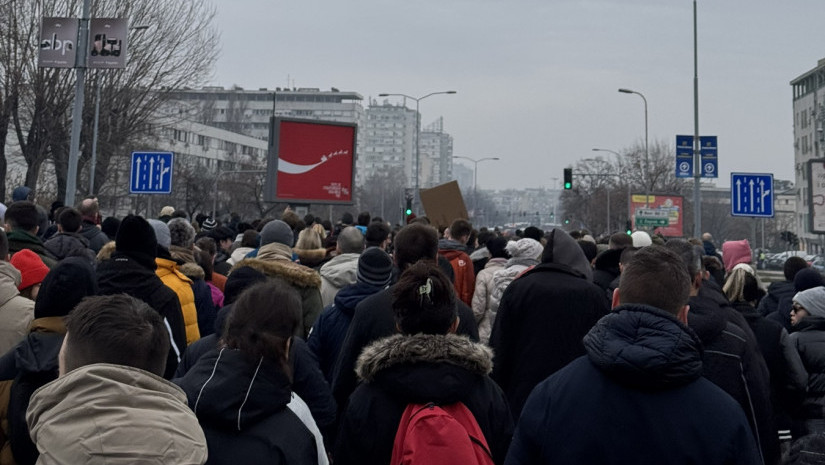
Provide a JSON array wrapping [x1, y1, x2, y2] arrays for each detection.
[[731, 173, 773, 217], [700, 136, 718, 178], [130, 151, 174, 194], [634, 208, 670, 227], [676, 135, 716, 178], [675, 135, 693, 178]]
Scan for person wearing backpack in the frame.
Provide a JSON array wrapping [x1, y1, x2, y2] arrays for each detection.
[[334, 261, 513, 465]]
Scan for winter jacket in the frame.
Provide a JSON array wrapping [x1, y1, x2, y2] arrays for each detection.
[[294, 247, 328, 269], [42, 233, 96, 265], [26, 363, 207, 464], [732, 301, 807, 439], [156, 256, 201, 344], [488, 258, 538, 316], [6, 231, 56, 269], [471, 257, 507, 344], [438, 240, 475, 307], [308, 281, 385, 383], [206, 282, 224, 309], [0, 262, 34, 356], [319, 253, 360, 307], [591, 248, 622, 301], [505, 304, 761, 465], [234, 242, 323, 338], [96, 253, 187, 379], [331, 285, 479, 413], [227, 247, 254, 267], [171, 247, 218, 339], [490, 229, 609, 419], [0, 317, 64, 465], [689, 285, 777, 464], [759, 280, 796, 317], [175, 349, 321, 465], [79, 222, 109, 254], [334, 333, 513, 465], [788, 316, 825, 435]]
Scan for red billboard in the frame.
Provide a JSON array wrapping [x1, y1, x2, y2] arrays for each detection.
[[264, 118, 356, 204], [630, 194, 684, 237]]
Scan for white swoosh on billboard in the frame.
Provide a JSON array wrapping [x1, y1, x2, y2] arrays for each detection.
[[278, 158, 324, 175]]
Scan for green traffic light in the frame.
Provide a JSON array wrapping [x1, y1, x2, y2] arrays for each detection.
[[405, 209, 412, 215], [564, 182, 572, 189]]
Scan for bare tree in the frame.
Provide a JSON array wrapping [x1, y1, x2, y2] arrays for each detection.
[[357, 167, 407, 225]]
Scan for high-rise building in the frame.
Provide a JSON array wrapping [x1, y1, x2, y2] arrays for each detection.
[[791, 59, 825, 251], [359, 100, 416, 186], [420, 117, 454, 187]]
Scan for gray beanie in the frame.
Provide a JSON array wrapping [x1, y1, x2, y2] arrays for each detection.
[[260, 220, 294, 247], [793, 286, 825, 318], [168, 217, 196, 248], [357, 247, 393, 287], [148, 219, 171, 250]]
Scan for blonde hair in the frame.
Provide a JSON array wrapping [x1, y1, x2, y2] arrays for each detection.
[[723, 263, 761, 302], [295, 228, 322, 250]]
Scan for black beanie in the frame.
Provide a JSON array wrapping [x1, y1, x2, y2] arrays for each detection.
[[34, 257, 98, 319], [116, 215, 157, 269], [795, 267, 825, 292], [486, 236, 509, 259], [357, 247, 393, 287], [224, 266, 268, 305]]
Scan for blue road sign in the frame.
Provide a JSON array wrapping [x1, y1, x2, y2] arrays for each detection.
[[675, 135, 693, 178], [700, 136, 717, 178], [130, 152, 174, 194], [731, 173, 773, 217]]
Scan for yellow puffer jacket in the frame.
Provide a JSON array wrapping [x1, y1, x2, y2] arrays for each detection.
[[155, 258, 200, 344]]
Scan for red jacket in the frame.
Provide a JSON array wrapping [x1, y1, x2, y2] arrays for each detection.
[[439, 249, 476, 307]]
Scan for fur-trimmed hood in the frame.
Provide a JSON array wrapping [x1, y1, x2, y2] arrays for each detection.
[[179, 262, 205, 281], [232, 257, 321, 289], [293, 247, 328, 268], [356, 333, 492, 382]]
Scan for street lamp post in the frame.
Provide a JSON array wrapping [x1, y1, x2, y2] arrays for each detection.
[[452, 156, 499, 218], [378, 91, 456, 207], [618, 88, 650, 208], [592, 148, 632, 233]]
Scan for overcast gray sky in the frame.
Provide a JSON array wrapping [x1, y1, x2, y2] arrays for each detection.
[[211, 1, 821, 191]]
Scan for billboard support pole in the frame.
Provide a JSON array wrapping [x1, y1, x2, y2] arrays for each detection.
[[65, 0, 91, 206], [692, 0, 702, 238]]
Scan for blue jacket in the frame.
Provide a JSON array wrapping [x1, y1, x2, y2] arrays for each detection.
[[308, 282, 386, 383], [505, 304, 761, 465]]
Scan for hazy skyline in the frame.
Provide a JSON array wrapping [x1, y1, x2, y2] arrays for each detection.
[[211, 1, 822, 192]]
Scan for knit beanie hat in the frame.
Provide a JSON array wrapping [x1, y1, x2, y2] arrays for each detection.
[[224, 266, 267, 305], [34, 257, 97, 319], [793, 286, 825, 318], [631, 231, 652, 247], [260, 220, 294, 247], [101, 216, 120, 241], [202, 217, 217, 231], [357, 247, 393, 287], [10, 249, 49, 291], [721, 239, 752, 272], [168, 217, 196, 248], [505, 238, 543, 260], [148, 219, 171, 250], [115, 215, 157, 268], [795, 267, 825, 292]]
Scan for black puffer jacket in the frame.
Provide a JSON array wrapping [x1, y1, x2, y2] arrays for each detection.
[[42, 233, 96, 265], [96, 253, 186, 378], [334, 333, 513, 465], [788, 316, 825, 434], [175, 349, 319, 464], [505, 304, 760, 465], [490, 228, 609, 419]]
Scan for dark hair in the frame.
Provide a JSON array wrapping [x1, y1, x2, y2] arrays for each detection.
[[609, 232, 633, 249], [523, 226, 543, 241], [477, 230, 495, 248], [5, 201, 40, 232], [785, 256, 810, 282], [663, 239, 703, 280], [619, 246, 691, 315], [742, 272, 765, 303], [171, 210, 189, 219], [194, 248, 214, 281], [487, 236, 509, 259], [619, 246, 639, 265], [241, 229, 259, 248], [577, 240, 598, 263], [449, 219, 472, 239], [366, 222, 390, 247], [357, 211, 371, 227], [303, 214, 315, 226], [57, 207, 82, 233], [341, 212, 354, 225], [0, 231, 9, 260], [394, 224, 438, 271], [63, 295, 170, 376], [392, 261, 457, 335], [210, 226, 235, 242], [222, 280, 300, 376], [195, 236, 217, 256]]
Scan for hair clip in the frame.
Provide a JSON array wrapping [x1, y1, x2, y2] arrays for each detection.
[[419, 277, 433, 305]]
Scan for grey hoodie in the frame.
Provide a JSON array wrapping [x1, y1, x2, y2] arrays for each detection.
[[319, 253, 361, 307]]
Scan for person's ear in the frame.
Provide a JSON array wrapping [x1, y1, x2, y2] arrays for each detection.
[[611, 288, 621, 309], [677, 305, 690, 325], [448, 317, 460, 334]]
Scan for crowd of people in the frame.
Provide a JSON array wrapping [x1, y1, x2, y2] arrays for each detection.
[[0, 191, 823, 464]]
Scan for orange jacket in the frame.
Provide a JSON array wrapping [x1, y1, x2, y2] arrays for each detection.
[[439, 249, 476, 307]]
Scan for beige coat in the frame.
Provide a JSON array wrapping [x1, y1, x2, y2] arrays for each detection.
[[0, 261, 33, 356], [26, 363, 207, 465], [471, 257, 508, 344]]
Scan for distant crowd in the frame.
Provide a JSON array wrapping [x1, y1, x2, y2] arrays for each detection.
[[0, 189, 823, 464]]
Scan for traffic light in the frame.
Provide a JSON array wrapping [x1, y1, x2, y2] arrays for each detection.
[[563, 168, 572, 190], [564, 218, 570, 225], [625, 220, 632, 235], [404, 197, 412, 216]]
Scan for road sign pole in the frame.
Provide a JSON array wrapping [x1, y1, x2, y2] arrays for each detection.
[[692, 0, 701, 238]]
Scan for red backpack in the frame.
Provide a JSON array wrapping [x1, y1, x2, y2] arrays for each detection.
[[390, 402, 495, 465]]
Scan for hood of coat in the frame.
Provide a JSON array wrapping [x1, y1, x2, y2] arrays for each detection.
[[540, 228, 593, 281], [228, 247, 254, 266], [0, 261, 21, 306], [593, 248, 622, 274], [175, 348, 292, 431], [96, 254, 164, 296], [254, 242, 293, 262], [686, 287, 729, 342], [293, 247, 328, 267], [356, 333, 492, 402], [13, 328, 64, 376], [320, 253, 360, 287], [178, 262, 205, 281], [438, 238, 469, 253], [169, 245, 195, 265], [27, 363, 206, 464], [232, 257, 321, 289], [584, 304, 704, 390], [333, 281, 386, 315]]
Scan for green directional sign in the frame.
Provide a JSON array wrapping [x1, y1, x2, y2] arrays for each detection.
[[635, 217, 669, 227]]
